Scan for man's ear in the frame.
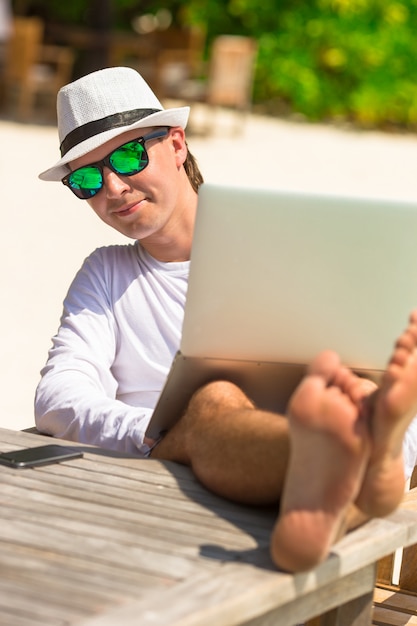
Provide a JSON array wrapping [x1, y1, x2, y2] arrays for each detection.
[[169, 127, 188, 167]]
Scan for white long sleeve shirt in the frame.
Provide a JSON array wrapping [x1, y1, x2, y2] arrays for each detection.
[[35, 240, 417, 476], [35, 242, 189, 456]]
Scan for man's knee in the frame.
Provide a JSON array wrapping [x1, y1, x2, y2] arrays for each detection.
[[151, 380, 255, 462], [188, 380, 255, 414]]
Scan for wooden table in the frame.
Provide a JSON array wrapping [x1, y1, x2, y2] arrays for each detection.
[[1, 427, 417, 626]]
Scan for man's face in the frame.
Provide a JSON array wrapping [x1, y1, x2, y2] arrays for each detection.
[[69, 126, 189, 242]]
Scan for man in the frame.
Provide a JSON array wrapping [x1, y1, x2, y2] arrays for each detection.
[[35, 66, 417, 573]]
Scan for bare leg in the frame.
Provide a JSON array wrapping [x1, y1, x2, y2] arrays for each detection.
[[270, 351, 372, 572], [356, 311, 417, 516], [151, 380, 290, 505], [271, 312, 417, 572], [151, 312, 417, 572]]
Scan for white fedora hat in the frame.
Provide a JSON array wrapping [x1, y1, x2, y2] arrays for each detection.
[[39, 66, 190, 182]]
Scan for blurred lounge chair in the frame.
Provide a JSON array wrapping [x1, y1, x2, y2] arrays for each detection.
[[153, 25, 206, 98], [109, 25, 206, 101], [3, 16, 74, 120], [176, 35, 258, 135]]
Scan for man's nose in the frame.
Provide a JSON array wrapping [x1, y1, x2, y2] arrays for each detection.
[[102, 167, 131, 197]]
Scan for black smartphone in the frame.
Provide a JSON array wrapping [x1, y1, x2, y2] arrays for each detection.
[[0, 444, 83, 468]]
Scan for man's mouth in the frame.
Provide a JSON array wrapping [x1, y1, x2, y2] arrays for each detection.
[[114, 200, 143, 216]]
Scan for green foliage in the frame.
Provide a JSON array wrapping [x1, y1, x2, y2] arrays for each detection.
[[13, 0, 417, 128], [185, 0, 417, 128], [250, 0, 417, 127]]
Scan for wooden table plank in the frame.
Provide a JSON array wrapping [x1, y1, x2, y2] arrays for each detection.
[[2, 427, 417, 626], [0, 478, 269, 552], [373, 587, 417, 614], [81, 564, 377, 626]]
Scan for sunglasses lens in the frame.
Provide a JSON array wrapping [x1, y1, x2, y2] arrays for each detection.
[[65, 137, 152, 199], [68, 166, 103, 199], [110, 140, 148, 175]]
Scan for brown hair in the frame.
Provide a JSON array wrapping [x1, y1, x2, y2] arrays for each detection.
[[184, 143, 204, 193]]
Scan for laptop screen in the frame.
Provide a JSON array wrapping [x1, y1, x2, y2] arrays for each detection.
[[181, 184, 417, 370]]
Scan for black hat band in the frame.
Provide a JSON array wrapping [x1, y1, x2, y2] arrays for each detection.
[[60, 108, 161, 157]]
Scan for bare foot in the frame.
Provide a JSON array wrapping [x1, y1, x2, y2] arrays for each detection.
[[270, 351, 371, 572], [355, 311, 417, 517]]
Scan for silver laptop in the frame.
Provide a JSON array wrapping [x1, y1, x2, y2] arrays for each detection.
[[146, 183, 417, 439]]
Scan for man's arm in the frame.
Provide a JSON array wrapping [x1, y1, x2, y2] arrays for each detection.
[[34, 245, 175, 457]]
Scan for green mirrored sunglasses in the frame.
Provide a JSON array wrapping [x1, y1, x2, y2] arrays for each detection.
[[62, 128, 169, 200]]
